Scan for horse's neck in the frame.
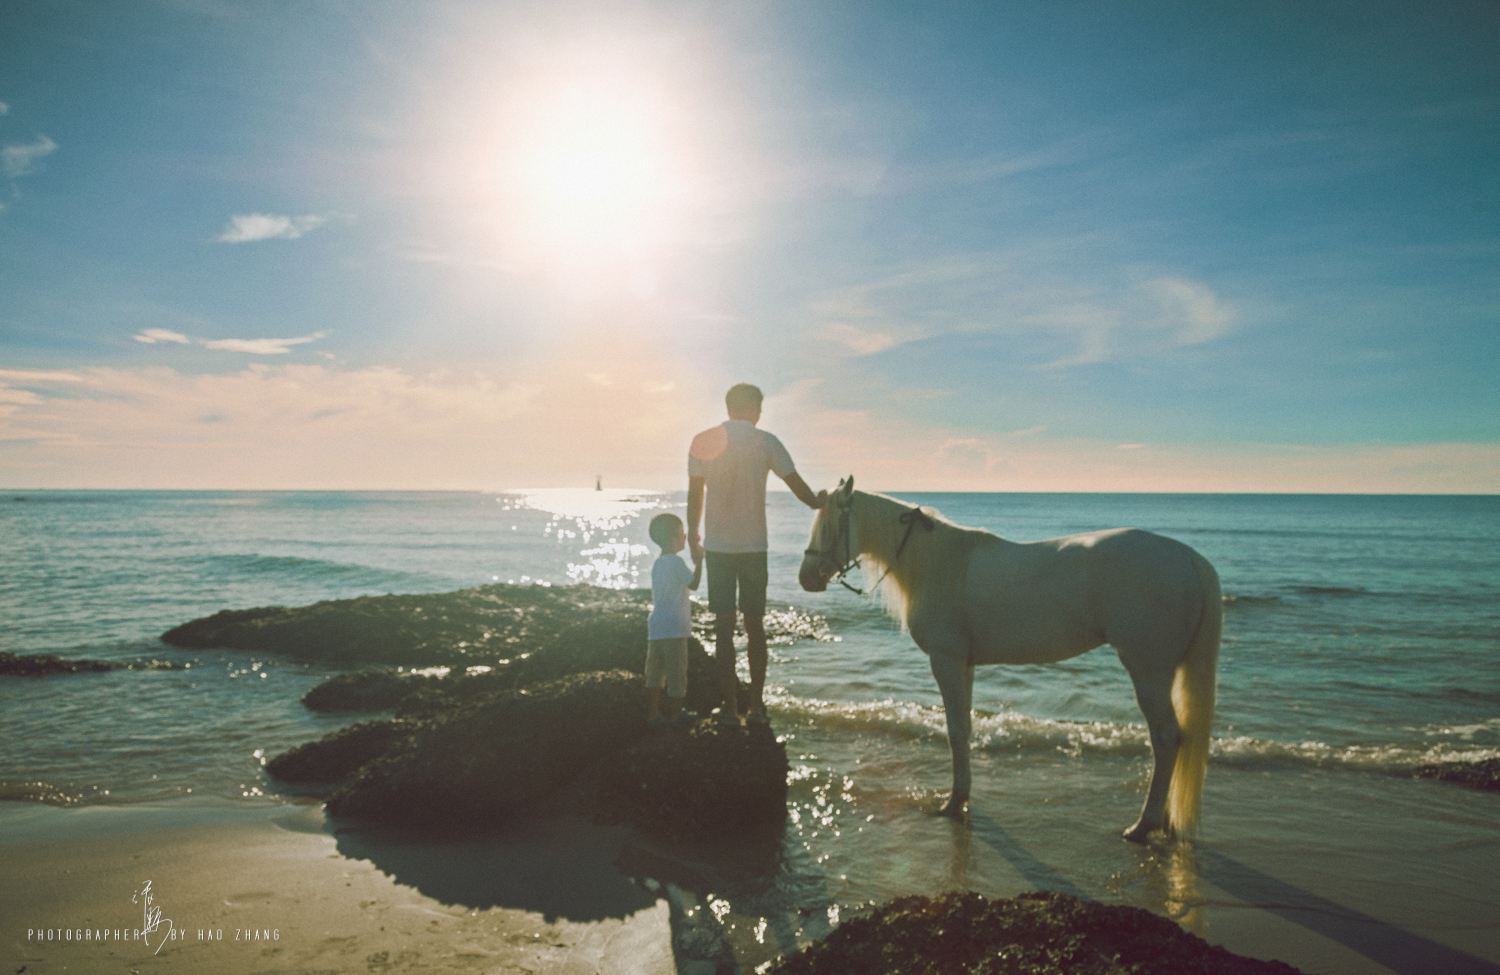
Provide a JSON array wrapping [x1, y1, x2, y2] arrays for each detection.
[[851, 490, 988, 605], [851, 491, 912, 565]]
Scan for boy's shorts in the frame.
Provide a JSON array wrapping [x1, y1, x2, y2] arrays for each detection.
[[645, 637, 689, 698], [706, 551, 768, 620]]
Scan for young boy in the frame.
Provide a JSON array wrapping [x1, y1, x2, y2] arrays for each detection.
[[646, 512, 702, 727]]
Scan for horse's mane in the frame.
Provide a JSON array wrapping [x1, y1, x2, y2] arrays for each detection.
[[851, 490, 993, 631]]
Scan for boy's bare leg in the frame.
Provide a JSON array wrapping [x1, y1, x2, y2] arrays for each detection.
[[647, 686, 662, 721], [664, 696, 684, 719], [745, 615, 768, 716], [715, 618, 741, 723]]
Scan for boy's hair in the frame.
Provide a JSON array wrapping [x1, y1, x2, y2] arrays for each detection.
[[725, 383, 763, 416], [649, 512, 683, 548]]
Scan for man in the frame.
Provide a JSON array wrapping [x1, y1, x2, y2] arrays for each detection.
[[688, 383, 826, 725]]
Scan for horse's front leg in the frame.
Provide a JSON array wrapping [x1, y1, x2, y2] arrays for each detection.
[[928, 651, 975, 818]]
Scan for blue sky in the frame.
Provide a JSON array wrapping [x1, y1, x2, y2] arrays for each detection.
[[1, 0, 1496, 491]]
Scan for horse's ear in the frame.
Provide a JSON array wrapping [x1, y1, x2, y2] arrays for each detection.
[[843, 476, 855, 497]]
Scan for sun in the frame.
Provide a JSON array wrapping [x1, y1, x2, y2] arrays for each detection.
[[512, 83, 679, 252]]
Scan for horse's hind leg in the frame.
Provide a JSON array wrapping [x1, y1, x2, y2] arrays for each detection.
[[1122, 664, 1182, 843], [928, 652, 975, 818]]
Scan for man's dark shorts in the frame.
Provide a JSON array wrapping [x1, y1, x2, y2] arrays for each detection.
[[705, 551, 768, 620]]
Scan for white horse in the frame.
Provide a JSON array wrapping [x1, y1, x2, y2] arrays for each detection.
[[799, 478, 1221, 842]]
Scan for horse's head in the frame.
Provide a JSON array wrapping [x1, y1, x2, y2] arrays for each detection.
[[800, 476, 858, 592]]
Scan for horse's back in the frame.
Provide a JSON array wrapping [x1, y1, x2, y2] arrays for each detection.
[[959, 527, 1208, 666]]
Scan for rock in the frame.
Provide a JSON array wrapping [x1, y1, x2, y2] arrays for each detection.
[[245, 584, 797, 841], [161, 584, 652, 667], [1, 652, 118, 675], [265, 720, 421, 784], [0, 651, 184, 675], [272, 668, 790, 846], [590, 718, 789, 846], [0, 780, 81, 805], [766, 890, 1306, 975], [324, 670, 651, 829], [1412, 757, 1500, 791], [300, 670, 433, 713], [164, 581, 828, 679], [301, 633, 732, 718]]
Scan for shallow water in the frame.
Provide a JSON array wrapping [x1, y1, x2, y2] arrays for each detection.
[[3, 489, 1498, 972]]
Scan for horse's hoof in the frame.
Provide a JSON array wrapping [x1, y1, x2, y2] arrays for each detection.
[[937, 798, 968, 820], [1122, 822, 1157, 844]]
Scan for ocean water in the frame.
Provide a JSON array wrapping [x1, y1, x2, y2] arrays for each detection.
[[3, 490, 1498, 974]]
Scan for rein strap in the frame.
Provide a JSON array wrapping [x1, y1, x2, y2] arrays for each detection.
[[828, 503, 934, 596]]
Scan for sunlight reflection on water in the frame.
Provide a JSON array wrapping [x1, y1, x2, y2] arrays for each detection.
[[500, 488, 669, 588]]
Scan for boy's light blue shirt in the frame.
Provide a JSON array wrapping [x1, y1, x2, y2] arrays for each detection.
[[648, 553, 694, 640]]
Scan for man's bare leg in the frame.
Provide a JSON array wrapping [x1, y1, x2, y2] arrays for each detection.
[[715, 618, 741, 723], [745, 615, 768, 718]]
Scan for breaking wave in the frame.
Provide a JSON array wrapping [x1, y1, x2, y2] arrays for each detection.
[[770, 695, 1500, 773]]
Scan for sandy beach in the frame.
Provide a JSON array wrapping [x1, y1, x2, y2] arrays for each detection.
[[2, 800, 684, 975], [7, 789, 1498, 975]]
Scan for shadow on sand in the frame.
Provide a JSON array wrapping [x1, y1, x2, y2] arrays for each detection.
[[330, 815, 658, 923], [326, 811, 800, 974], [966, 812, 1500, 975]]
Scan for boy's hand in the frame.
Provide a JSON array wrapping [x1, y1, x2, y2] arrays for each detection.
[[691, 545, 704, 565]]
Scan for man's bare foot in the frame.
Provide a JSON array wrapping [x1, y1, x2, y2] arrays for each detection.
[[1122, 820, 1159, 844]]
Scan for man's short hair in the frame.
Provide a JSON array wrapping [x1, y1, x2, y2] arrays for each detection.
[[725, 383, 763, 416], [649, 512, 683, 548]]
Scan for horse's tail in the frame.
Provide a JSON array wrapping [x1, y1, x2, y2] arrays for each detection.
[[1166, 551, 1221, 838]]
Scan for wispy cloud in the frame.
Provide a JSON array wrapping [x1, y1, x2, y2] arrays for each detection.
[[2, 135, 57, 178], [0, 360, 696, 489], [1142, 277, 1236, 346], [807, 251, 1238, 370], [133, 328, 192, 345], [826, 322, 902, 356], [132, 328, 325, 355], [201, 335, 324, 355], [217, 213, 327, 243]]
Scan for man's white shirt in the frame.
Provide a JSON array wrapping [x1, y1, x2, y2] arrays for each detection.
[[689, 420, 796, 553]]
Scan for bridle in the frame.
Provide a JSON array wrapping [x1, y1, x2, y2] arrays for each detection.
[[806, 498, 934, 596]]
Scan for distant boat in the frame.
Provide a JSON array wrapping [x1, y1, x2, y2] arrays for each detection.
[[595, 475, 602, 492]]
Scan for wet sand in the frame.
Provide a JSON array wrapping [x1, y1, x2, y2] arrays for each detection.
[[2, 801, 679, 975], [7, 792, 1499, 975]]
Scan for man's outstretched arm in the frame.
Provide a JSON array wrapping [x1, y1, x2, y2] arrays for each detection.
[[687, 475, 706, 559], [782, 472, 828, 510]]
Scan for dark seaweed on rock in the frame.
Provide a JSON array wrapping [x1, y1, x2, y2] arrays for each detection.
[[265, 720, 422, 784], [0, 651, 184, 675], [251, 584, 789, 843], [1412, 757, 1500, 792], [767, 891, 1306, 975], [591, 719, 789, 846], [0, 780, 82, 806], [302, 634, 730, 718], [272, 668, 789, 845], [301, 670, 433, 713], [324, 670, 650, 829], [162, 583, 652, 667]]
